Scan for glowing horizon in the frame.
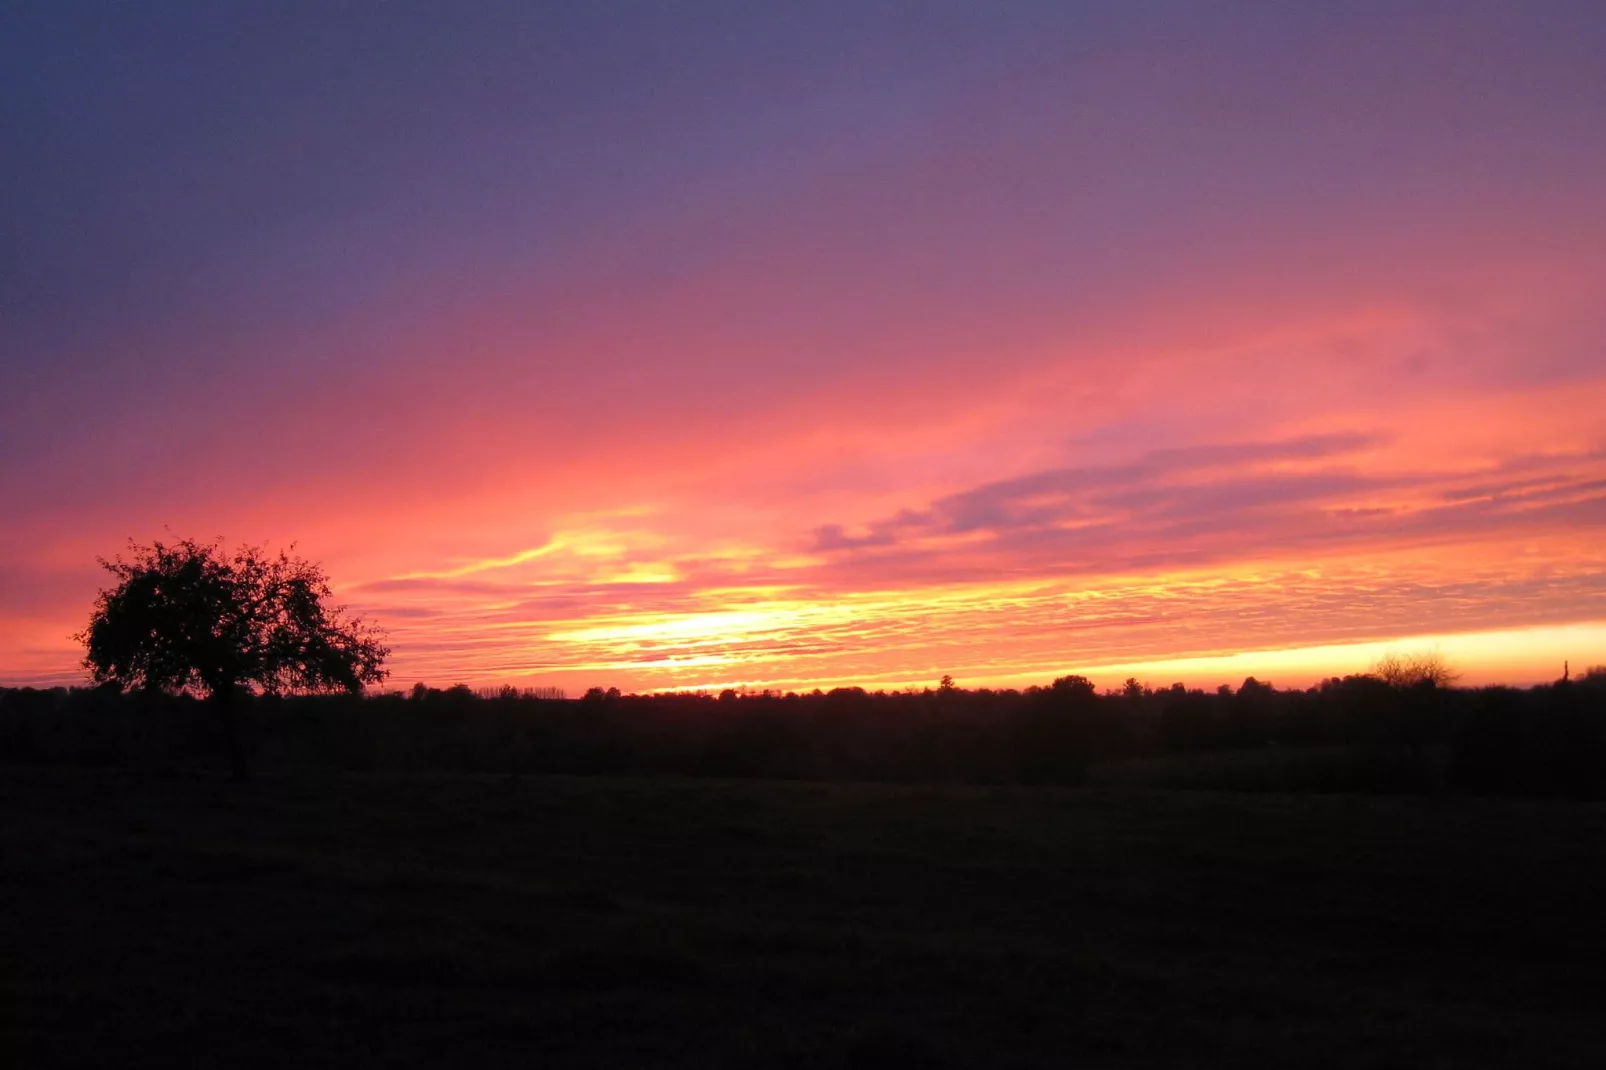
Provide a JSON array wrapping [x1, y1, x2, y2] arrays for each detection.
[[3, 6, 1604, 695]]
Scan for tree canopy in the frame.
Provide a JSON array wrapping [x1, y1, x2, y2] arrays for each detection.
[[79, 538, 388, 699], [1370, 649, 1460, 690]]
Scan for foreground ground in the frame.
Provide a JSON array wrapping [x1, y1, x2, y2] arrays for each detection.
[[3, 770, 1604, 1068]]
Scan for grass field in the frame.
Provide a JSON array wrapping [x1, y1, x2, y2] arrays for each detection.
[[4, 770, 1605, 1068]]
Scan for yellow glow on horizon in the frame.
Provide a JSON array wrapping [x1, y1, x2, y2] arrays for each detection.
[[1010, 621, 1606, 691], [620, 622, 1606, 696], [405, 541, 1606, 694]]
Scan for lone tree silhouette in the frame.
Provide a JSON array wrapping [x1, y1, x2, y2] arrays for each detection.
[[78, 537, 388, 777], [1370, 648, 1460, 690]]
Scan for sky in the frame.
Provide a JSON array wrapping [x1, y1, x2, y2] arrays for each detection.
[[3, 1, 1605, 695]]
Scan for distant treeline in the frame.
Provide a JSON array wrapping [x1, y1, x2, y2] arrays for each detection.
[[3, 670, 1604, 797]]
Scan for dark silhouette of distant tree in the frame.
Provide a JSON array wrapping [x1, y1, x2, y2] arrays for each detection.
[[1237, 676, 1274, 698], [1371, 649, 1460, 690], [1051, 674, 1096, 700], [77, 537, 388, 778]]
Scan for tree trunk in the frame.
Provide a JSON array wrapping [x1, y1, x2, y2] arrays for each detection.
[[215, 685, 250, 781]]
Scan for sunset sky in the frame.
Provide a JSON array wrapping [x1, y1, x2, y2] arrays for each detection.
[[4, 2, 1605, 694]]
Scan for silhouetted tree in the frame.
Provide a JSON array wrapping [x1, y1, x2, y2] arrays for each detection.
[[1051, 674, 1096, 700], [77, 538, 388, 778], [1371, 649, 1460, 690]]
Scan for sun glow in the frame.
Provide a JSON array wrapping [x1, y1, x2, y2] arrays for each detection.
[[329, 515, 1606, 694]]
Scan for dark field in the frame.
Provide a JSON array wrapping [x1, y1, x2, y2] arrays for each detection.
[[4, 771, 1605, 1068]]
